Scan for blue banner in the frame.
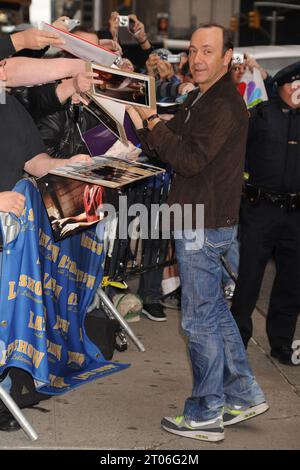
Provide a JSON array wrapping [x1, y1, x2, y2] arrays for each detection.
[[0, 179, 129, 395]]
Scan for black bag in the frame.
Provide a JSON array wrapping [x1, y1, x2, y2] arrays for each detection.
[[0, 368, 51, 410], [84, 313, 122, 360]]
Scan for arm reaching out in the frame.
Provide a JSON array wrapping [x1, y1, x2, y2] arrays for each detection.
[[56, 72, 103, 104], [11, 28, 65, 52], [5, 57, 86, 87], [24, 153, 92, 178]]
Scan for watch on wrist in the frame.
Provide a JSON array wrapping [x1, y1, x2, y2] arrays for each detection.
[[143, 113, 159, 129]]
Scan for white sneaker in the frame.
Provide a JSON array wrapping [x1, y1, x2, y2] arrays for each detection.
[[223, 402, 269, 426], [161, 415, 224, 442]]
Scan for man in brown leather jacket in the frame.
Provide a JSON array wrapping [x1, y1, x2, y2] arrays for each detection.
[[128, 23, 268, 443]]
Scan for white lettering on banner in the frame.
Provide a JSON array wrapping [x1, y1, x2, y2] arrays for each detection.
[[292, 340, 300, 365], [291, 81, 300, 106]]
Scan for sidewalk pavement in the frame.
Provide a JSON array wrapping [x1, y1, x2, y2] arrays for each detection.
[[0, 303, 299, 450]]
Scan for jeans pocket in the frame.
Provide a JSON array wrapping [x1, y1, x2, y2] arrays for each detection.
[[205, 226, 237, 250]]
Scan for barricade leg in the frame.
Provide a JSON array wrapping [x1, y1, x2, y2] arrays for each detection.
[[97, 288, 145, 353], [0, 385, 38, 441]]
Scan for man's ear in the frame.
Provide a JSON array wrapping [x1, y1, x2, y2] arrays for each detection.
[[223, 49, 233, 68]]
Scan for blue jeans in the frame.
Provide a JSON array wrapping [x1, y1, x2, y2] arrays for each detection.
[[175, 226, 266, 421]]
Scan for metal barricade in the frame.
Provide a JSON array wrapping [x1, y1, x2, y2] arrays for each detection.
[[0, 212, 38, 441], [104, 172, 175, 283], [93, 172, 175, 353]]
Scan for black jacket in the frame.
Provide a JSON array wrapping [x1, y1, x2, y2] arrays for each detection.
[[246, 98, 300, 193], [37, 103, 99, 158], [12, 82, 63, 122], [0, 35, 15, 59]]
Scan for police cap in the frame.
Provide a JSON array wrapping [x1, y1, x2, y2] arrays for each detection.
[[272, 60, 300, 87]]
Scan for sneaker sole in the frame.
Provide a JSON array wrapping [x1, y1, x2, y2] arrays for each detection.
[[223, 402, 269, 426], [142, 310, 167, 322], [161, 423, 224, 442], [160, 301, 181, 311]]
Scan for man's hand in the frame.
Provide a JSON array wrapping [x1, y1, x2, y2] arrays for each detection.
[[52, 16, 70, 32], [146, 54, 174, 80], [71, 93, 90, 105], [157, 59, 174, 80], [56, 72, 102, 104], [128, 15, 149, 46], [126, 104, 160, 131], [0, 191, 25, 217], [25, 152, 92, 178], [72, 72, 103, 94], [99, 39, 122, 55], [11, 27, 66, 52]]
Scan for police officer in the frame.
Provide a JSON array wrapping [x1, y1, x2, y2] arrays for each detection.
[[231, 61, 300, 366]]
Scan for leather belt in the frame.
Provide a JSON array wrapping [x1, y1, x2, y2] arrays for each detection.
[[244, 184, 300, 211]]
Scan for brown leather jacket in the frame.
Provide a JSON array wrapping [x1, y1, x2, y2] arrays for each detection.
[[138, 72, 249, 228]]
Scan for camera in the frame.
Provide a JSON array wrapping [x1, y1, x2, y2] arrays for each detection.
[[157, 52, 182, 64], [63, 18, 81, 31], [118, 15, 129, 27], [232, 53, 245, 65], [166, 54, 181, 64], [118, 16, 137, 35]]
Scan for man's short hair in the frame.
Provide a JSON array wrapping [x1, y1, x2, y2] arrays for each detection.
[[195, 23, 234, 56]]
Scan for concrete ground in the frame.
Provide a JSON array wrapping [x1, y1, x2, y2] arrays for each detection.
[[0, 263, 299, 450]]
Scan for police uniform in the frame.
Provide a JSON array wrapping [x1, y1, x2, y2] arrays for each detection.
[[231, 61, 300, 365]]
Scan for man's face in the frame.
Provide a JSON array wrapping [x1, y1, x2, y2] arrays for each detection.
[[188, 27, 232, 89]]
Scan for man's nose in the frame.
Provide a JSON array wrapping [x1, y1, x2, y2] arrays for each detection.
[[194, 51, 204, 63]]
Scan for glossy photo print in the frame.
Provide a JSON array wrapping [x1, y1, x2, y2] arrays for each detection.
[[88, 62, 156, 108], [37, 175, 112, 241], [47, 157, 164, 189]]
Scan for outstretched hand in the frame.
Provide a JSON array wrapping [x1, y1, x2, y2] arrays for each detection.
[[0, 191, 25, 217], [12, 27, 66, 51]]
